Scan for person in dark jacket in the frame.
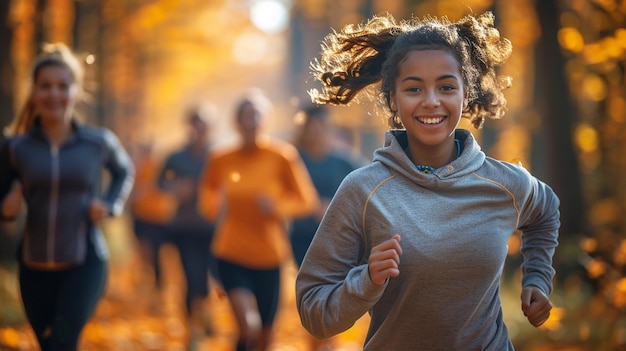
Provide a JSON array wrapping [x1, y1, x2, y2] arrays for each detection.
[[289, 104, 358, 269], [0, 43, 134, 351], [157, 106, 219, 344], [289, 105, 358, 351]]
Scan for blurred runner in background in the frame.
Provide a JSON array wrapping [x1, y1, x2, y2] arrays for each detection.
[[198, 89, 319, 351], [0, 43, 134, 351], [128, 140, 176, 298], [158, 106, 220, 346], [289, 104, 358, 351]]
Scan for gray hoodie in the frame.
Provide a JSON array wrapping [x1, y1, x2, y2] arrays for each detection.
[[296, 129, 560, 350]]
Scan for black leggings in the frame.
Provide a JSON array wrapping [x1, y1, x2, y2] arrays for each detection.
[[133, 219, 168, 289], [169, 227, 218, 315], [217, 258, 280, 326], [19, 255, 107, 351]]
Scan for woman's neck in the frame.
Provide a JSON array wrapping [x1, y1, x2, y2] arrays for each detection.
[[302, 141, 330, 160], [41, 119, 72, 146], [241, 137, 260, 152], [408, 138, 458, 169], [189, 140, 207, 155]]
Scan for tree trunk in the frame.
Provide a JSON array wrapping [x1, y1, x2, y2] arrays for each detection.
[[0, 1, 13, 132], [533, 1, 586, 264]]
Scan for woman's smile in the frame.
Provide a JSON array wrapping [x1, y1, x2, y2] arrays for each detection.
[[416, 115, 447, 125]]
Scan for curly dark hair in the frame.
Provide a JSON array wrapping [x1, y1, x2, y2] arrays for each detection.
[[309, 12, 512, 129]]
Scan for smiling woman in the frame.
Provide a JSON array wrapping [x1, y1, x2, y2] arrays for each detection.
[[390, 50, 465, 169], [0, 43, 134, 351], [296, 12, 561, 351]]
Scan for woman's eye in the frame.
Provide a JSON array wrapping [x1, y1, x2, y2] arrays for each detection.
[[406, 87, 421, 92]]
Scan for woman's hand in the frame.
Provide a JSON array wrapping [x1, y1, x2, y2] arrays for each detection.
[[173, 178, 195, 203], [257, 194, 276, 217], [1, 184, 22, 218], [368, 234, 402, 286], [88, 199, 110, 223], [521, 285, 552, 327]]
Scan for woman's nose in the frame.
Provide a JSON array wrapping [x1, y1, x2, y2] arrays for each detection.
[[422, 89, 440, 107]]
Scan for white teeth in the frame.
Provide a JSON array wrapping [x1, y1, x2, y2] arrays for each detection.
[[419, 117, 444, 124]]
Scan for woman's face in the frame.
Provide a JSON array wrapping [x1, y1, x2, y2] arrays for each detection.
[[390, 49, 465, 150], [302, 117, 329, 147], [237, 103, 262, 146], [31, 64, 78, 125]]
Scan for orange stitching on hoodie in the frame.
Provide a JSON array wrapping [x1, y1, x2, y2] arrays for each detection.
[[471, 172, 520, 228], [360, 170, 397, 264]]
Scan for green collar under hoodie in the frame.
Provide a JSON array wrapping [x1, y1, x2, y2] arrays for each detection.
[[296, 129, 560, 351]]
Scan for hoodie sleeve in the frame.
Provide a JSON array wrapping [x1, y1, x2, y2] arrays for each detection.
[[296, 172, 386, 339], [516, 169, 560, 296]]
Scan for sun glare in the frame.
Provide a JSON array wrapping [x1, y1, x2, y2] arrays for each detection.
[[249, 0, 290, 34]]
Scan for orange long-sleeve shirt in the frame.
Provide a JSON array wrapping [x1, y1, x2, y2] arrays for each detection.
[[198, 137, 319, 268], [130, 157, 177, 224]]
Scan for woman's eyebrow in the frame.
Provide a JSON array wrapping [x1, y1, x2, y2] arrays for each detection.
[[401, 74, 460, 83]]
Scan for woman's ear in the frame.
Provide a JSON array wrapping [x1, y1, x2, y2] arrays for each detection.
[[389, 92, 397, 112], [463, 90, 469, 109]]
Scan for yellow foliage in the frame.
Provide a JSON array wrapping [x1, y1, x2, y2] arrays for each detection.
[[582, 74, 608, 101], [586, 258, 606, 279], [613, 278, 626, 308], [540, 306, 564, 332], [614, 240, 626, 266], [579, 321, 590, 341], [589, 199, 622, 227], [603, 36, 624, 59], [617, 28, 626, 48], [579, 237, 597, 253], [558, 27, 585, 52], [583, 41, 614, 65], [574, 123, 598, 153], [609, 96, 626, 123], [0, 328, 20, 348]]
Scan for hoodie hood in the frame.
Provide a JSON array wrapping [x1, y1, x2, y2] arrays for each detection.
[[372, 129, 486, 185]]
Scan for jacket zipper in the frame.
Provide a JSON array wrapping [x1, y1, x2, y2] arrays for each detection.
[[47, 144, 59, 263]]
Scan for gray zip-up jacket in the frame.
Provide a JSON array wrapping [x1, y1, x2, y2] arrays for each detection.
[[296, 129, 560, 350], [0, 121, 134, 267]]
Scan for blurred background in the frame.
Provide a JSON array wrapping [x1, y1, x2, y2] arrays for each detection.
[[0, 0, 625, 350]]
